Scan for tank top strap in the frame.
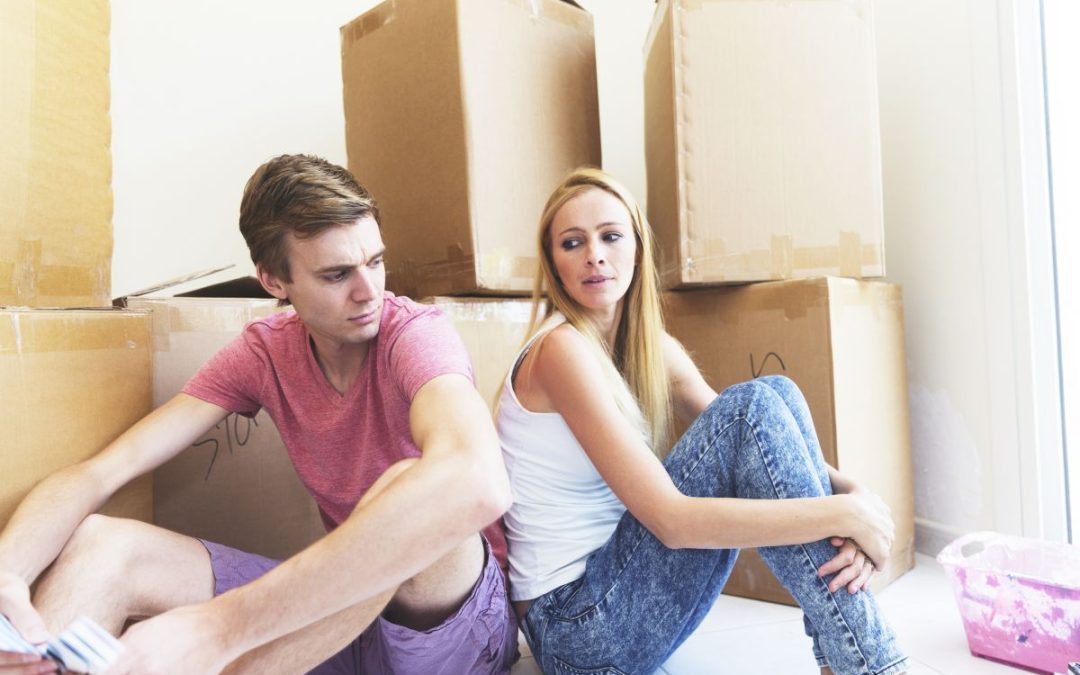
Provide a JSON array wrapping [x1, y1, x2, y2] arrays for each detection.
[[511, 312, 568, 376]]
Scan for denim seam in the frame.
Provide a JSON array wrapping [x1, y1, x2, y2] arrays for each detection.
[[744, 410, 876, 675], [873, 656, 910, 675], [673, 415, 741, 492]]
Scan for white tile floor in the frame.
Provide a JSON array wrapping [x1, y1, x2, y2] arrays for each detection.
[[511, 554, 1031, 675]]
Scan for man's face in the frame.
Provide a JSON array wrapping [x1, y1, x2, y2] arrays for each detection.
[[266, 216, 387, 350]]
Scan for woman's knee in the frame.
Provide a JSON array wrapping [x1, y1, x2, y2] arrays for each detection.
[[756, 374, 799, 397], [714, 377, 785, 416]]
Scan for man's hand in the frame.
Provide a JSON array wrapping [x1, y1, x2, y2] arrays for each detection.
[[0, 573, 50, 646], [817, 537, 876, 594], [105, 604, 233, 675], [0, 573, 55, 674]]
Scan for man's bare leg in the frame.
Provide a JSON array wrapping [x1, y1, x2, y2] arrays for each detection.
[[34, 457, 489, 675], [33, 514, 215, 635], [223, 535, 482, 674], [225, 457, 488, 674]]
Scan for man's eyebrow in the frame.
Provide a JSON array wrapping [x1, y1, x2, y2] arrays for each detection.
[[314, 248, 386, 274]]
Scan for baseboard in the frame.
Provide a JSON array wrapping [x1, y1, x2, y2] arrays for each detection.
[[915, 518, 970, 557]]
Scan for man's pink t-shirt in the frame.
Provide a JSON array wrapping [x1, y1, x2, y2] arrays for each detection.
[[182, 292, 507, 569]]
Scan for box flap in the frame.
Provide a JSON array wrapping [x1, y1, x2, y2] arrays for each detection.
[[116, 266, 273, 305]]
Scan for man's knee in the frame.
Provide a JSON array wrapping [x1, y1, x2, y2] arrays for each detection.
[[57, 514, 142, 571]]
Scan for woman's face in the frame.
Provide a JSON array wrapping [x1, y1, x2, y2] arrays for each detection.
[[549, 187, 638, 317]]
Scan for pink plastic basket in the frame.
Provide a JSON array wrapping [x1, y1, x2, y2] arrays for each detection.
[[937, 532, 1080, 673]]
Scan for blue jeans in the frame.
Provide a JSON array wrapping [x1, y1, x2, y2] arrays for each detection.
[[520, 376, 908, 675]]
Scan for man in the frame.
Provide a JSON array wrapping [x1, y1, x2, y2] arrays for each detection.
[[0, 154, 517, 674]]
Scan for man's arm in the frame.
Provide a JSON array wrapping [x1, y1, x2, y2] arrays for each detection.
[[110, 373, 511, 674], [0, 394, 229, 640]]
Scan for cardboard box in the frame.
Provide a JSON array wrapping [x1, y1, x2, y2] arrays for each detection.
[[1, 0, 112, 307], [122, 274, 325, 560], [342, 0, 601, 298], [644, 0, 885, 287], [664, 278, 914, 604], [423, 297, 535, 409], [1, 310, 153, 528]]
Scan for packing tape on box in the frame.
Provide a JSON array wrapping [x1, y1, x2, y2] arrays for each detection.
[[499, 0, 589, 27], [422, 296, 536, 324], [131, 300, 281, 353], [479, 252, 538, 290], [0, 249, 109, 307], [679, 232, 879, 283], [341, 0, 396, 41], [670, 278, 899, 324], [678, 0, 865, 11], [0, 310, 150, 355]]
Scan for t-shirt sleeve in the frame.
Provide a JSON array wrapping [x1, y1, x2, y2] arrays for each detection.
[[387, 309, 475, 402], [181, 330, 266, 417]]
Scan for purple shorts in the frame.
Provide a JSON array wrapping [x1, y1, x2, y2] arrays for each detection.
[[199, 536, 518, 674]]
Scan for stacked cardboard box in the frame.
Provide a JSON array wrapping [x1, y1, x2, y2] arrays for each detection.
[[2, 0, 113, 308], [1, 0, 154, 530], [341, 0, 601, 299], [645, 0, 885, 287], [0, 310, 154, 528], [646, 0, 914, 603], [664, 280, 915, 603]]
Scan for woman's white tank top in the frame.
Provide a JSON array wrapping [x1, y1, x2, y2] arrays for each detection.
[[496, 316, 627, 601]]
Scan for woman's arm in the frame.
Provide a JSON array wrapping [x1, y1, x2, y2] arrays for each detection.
[[663, 332, 716, 425], [528, 326, 892, 564]]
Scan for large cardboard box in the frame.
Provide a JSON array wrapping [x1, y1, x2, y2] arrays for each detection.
[[645, 0, 885, 287], [1, 310, 153, 528], [1, 0, 112, 307], [423, 297, 535, 409], [664, 278, 914, 604], [342, 0, 601, 299], [124, 276, 325, 560]]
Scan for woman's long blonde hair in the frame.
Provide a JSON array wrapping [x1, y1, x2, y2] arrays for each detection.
[[524, 167, 671, 455]]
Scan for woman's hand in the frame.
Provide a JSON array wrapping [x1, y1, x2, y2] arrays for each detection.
[[840, 490, 894, 570], [817, 537, 875, 594]]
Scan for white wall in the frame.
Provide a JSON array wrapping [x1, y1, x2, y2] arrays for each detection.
[[110, 0, 380, 296], [111, 0, 1062, 548]]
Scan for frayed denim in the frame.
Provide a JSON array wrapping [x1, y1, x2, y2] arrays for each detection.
[[520, 376, 908, 675]]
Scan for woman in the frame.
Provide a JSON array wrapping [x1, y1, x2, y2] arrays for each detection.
[[497, 167, 908, 675]]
